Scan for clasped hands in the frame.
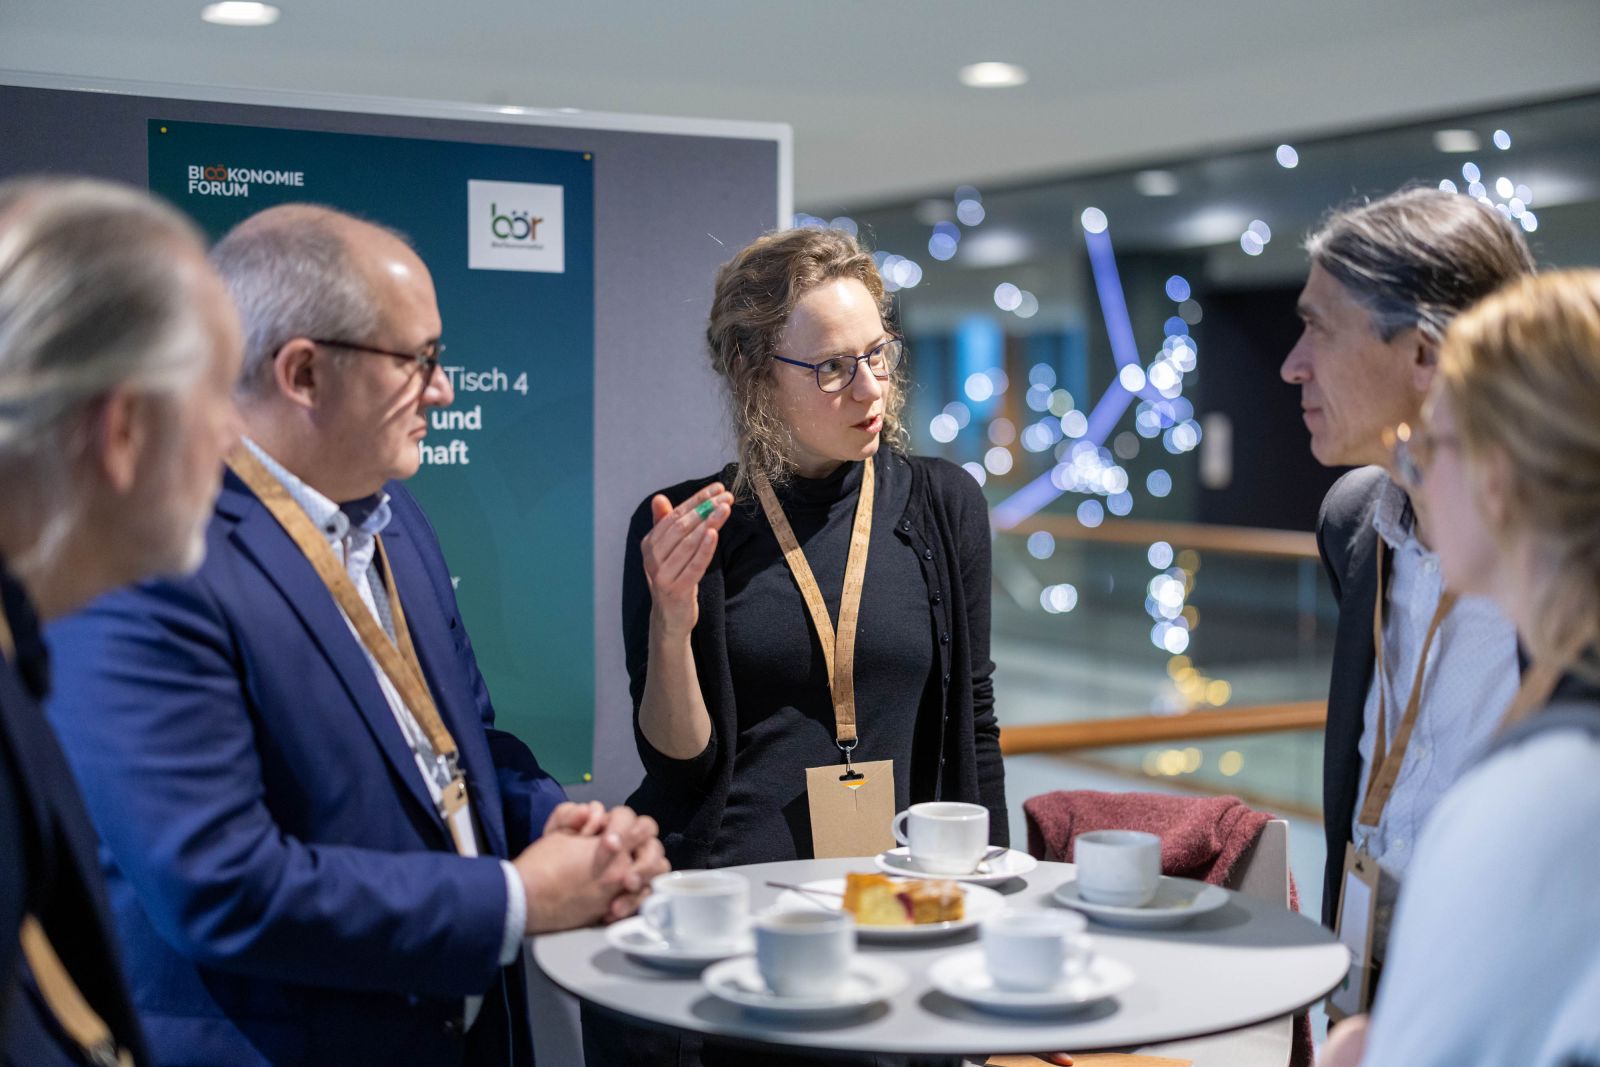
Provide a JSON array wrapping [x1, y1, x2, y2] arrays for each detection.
[[514, 800, 670, 934]]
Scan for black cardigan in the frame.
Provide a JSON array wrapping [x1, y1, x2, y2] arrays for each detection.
[[621, 450, 1008, 869]]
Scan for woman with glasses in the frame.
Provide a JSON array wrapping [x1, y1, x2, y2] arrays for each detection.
[[1323, 270, 1600, 1067], [621, 226, 1007, 876]]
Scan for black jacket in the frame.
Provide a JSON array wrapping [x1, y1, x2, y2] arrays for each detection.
[[621, 451, 1008, 869], [1, 562, 150, 1067], [1315, 466, 1388, 928]]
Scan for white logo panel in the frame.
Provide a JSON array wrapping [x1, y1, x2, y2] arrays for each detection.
[[468, 179, 565, 273]]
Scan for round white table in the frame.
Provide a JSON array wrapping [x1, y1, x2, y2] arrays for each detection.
[[531, 857, 1348, 1058]]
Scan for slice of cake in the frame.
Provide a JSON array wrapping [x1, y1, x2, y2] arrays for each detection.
[[902, 878, 965, 924], [842, 872, 965, 926]]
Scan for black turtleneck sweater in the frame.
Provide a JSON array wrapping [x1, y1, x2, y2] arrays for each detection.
[[713, 453, 934, 866]]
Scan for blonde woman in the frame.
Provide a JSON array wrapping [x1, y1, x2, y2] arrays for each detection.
[[1324, 270, 1600, 1066], [622, 227, 1007, 871]]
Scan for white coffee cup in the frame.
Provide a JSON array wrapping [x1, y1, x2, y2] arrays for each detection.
[[1074, 829, 1162, 907], [754, 909, 854, 998], [981, 910, 1093, 992], [891, 801, 989, 875], [640, 870, 749, 948]]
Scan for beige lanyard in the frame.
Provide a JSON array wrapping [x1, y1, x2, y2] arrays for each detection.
[[226, 447, 474, 853], [1358, 541, 1458, 830], [3, 609, 133, 1066], [752, 459, 875, 770], [20, 917, 133, 1067]]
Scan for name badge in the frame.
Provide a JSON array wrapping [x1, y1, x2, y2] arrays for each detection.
[[1327, 841, 1380, 1021], [805, 759, 896, 859]]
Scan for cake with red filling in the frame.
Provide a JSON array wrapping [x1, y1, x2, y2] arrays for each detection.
[[842, 872, 964, 926]]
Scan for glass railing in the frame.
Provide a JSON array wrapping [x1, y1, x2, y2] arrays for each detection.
[[990, 516, 1335, 817]]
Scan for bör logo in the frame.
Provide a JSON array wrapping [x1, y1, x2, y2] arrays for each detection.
[[468, 180, 565, 273], [490, 204, 544, 242]]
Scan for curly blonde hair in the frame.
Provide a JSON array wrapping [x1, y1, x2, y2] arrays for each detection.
[[1438, 269, 1600, 676], [705, 227, 909, 498]]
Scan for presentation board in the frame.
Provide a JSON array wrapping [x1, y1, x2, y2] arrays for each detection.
[[1, 71, 788, 798]]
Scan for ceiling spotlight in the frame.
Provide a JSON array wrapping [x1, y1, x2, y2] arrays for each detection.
[[1134, 170, 1180, 197], [958, 62, 1028, 89], [1275, 144, 1299, 169], [201, 2, 280, 25], [1434, 129, 1481, 153]]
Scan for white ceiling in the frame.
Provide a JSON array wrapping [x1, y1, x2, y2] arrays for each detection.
[[3, 0, 1598, 208]]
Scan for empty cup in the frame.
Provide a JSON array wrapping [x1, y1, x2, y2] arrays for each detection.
[[981, 910, 1093, 992], [891, 801, 989, 875], [1074, 829, 1162, 907], [640, 870, 749, 948], [754, 909, 854, 998]]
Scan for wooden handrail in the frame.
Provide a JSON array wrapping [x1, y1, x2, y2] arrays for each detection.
[[1003, 514, 1319, 561], [999, 701, 1327, 755]]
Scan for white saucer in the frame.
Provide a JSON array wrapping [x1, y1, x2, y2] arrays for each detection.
[[1052, 875, 1230, 929], [774, 877, 1003, 941], [701, 955, 906, 1016], [604, 915, 753, 969], [928, 948, 1134, 1015], [875, 846, 1038, 885]]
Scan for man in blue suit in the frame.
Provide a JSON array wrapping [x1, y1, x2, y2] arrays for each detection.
[[46, 204, 666, 1066]]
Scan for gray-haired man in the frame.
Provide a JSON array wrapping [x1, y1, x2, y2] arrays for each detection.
[[1281, 186, 1533, 977], [1, 176, 244, 1065]]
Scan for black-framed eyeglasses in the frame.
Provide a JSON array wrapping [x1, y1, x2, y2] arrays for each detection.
[[308, 337, 445, 380], [1387, 421, 1461, 490], [769, 336, 905, 394]]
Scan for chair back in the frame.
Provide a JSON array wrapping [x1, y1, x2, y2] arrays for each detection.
[[1227, 818, 1290, 907]]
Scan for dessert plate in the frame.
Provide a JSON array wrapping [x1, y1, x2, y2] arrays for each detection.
[[928, 948, 1135, 1016], [604, 915, 753, 969], [1052, 875, 1230, 929], [875, 846, 1038, 886], [701, 955, 907, 1017], [774, 877, 1003, 941]]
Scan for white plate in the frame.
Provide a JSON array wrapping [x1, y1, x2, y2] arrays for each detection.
[[604, 915, 753, 969], [929, 948, 1135, 1015], [774, 877, 1003, 941], [1052, 875, 1230, 929], [701, 954, 906, 1017], [875, 846, 1038, 885]]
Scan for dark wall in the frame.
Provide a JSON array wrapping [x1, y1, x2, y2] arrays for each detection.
[[1195, 285, 1341, 531]]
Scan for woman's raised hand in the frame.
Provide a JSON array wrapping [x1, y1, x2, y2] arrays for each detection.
[[641, 482, 733, 639]]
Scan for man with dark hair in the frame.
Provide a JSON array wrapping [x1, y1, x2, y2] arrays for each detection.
[[1281, 186, 1534, 966], [45, 203, 667, 1066]]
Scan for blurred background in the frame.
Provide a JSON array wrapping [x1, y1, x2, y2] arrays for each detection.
[[798, 91, 1600, 918]]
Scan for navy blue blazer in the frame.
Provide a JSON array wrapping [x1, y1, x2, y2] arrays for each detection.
[[44, 472, 565, 1067], [2, 564, 151, 1067]]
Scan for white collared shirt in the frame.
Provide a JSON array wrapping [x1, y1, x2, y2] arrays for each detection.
[[1350, 476, 1519, 952], [243, 440, 525, 1018]]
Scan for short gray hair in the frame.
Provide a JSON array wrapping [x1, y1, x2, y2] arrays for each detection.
[[1307, 186, 1536, 344], [0, 177, 209, 463], [209, 204, 407, 395]]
